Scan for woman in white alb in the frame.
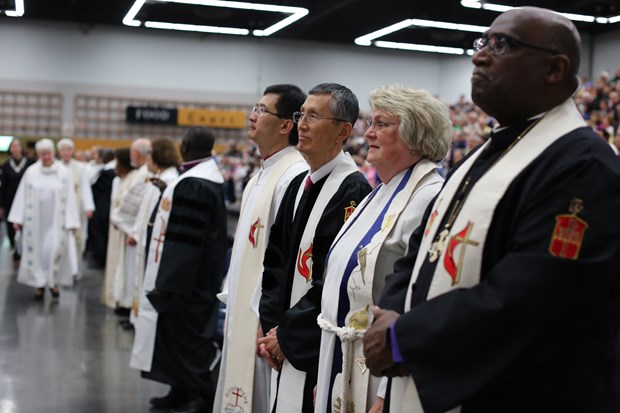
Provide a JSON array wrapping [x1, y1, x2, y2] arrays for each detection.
[[315, 85, 452, 413], [8, 138, 79, 300]]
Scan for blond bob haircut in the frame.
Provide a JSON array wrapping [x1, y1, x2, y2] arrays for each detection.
[[369, 85, 452, 162]]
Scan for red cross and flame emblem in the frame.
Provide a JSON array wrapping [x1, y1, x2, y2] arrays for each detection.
[[296, 243, 313, 282]]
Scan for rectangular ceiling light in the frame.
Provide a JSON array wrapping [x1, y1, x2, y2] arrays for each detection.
[[375, 41, 470, 55], [123, 0, 309, 36], [2, 0, 24, 17], [460, 0, 619, 24], [355, 18, 486, 55]]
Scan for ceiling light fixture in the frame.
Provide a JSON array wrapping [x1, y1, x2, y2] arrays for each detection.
[[3, 0, 24, 17], [123, 0, 308, 36], [145, 21, 250, 35], [460, 0, 620, 24], [354, 18, 486, 55], [375, 41, 471, 55]]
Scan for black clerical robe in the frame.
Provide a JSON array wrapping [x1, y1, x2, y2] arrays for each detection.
[[260, 167, 371, 412], [89, 167, 115, 267], [0, 156, 34, 248], [379, 125, 620, 413], [142, 174, 227, 398]]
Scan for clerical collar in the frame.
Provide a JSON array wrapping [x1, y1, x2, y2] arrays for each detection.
[[307, 150, 345, 185], [179, 156, 211, 173], [490, 113, 545, 152], [492, 113, 545, 134], [260, 146, 297, 170]]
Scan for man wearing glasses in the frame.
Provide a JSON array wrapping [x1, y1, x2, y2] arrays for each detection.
[[258, 83, 372, 412], [364, 6, 620, 413], [214, 84, 308, 413]]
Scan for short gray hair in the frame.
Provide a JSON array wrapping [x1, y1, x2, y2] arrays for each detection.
[[131, 138, 152, 155], [57, 138, 74, 150], [309, 83, 359, 124], [369, 85, 452, 162], [35, 138, 55, 154]]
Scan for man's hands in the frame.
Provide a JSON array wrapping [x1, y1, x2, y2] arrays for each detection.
[[363, 307, 409, 377], [257, 326, 286, 372]]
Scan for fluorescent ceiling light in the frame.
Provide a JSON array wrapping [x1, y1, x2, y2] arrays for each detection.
[[460, 0, 619, 24], [145, 21, 249, 35], [354, 18, 486, 55], [123, 0, 308, 36], [375, 40, 470, 55], [609, 15, 620, 24], [3, 0, 24, 17]]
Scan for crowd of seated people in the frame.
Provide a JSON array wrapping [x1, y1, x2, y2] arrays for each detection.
[[218, 72, 620, 203]]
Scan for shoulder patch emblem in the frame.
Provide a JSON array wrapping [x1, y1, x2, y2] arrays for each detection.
[[549, 198, 588, 260], [344, 201, 357, 222], [161, 197, 171, 212]]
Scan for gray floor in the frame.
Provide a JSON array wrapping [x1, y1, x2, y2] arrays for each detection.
[[0, 233, 169, 412]]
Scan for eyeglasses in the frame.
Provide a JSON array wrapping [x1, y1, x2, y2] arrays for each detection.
[[292, 111, 349, 124], [473, 34, 558, 56], [251, 105, 287, 119], [365, 119, 400, 131]]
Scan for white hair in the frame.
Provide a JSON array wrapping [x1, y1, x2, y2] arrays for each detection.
[[57, 138, 74, 150], [35, 138, 55, 154]]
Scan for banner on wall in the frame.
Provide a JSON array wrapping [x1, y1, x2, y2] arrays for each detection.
[[178, 108, 247, 129], [126, 106, 178, 125], [126, 106, 246, 129]]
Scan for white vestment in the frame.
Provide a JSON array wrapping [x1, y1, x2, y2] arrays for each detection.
[[102, 169, 140, 308], [8, 160, 80, 288], [315, 161, 442, 413], [110, 164, 150, 308], [214, 146, 307, 413], [129, 166, 179, 323], [63, 159, 95, 280]]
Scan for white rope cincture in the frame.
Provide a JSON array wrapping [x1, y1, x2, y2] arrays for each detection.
[[317, 312, 366, 411]]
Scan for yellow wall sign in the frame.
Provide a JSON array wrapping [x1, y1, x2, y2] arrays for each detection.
[[178, 108, 247, 129]]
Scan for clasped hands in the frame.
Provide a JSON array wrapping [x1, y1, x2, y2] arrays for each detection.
[[257, 326, 286, 372]]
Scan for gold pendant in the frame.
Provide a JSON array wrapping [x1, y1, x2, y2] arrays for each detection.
[[428, 229, 449, 263]]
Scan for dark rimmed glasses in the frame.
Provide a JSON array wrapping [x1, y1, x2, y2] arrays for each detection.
[[473, 34, 558, 56]]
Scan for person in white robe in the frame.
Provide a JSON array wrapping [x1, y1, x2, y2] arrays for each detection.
[[57, 138, 95, 281], [8, 138, 80, 300], [107, 138, 151, 312], [102, 148, 137, 308], [315, 85, 452, 413], [214, 84, 308, 413], [125, 137, 181, 328]]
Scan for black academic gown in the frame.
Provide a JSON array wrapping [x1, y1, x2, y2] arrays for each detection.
[[89, 167, 115, 267], [379, 125, 620, 413], [0, 156, 34, 248], [260, 169, 371, 412], [142, 176, 227, 399]]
